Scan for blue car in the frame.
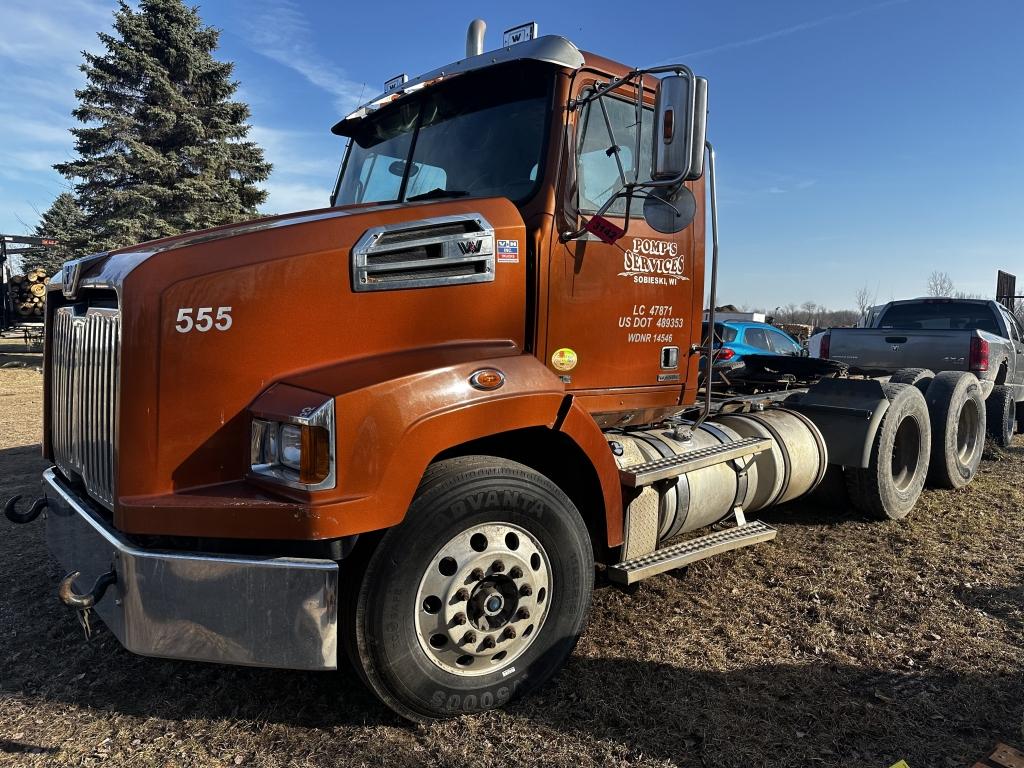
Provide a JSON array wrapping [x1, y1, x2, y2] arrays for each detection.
[[701, 320, 805, 369]]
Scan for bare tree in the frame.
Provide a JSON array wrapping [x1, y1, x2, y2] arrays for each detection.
[[927, 270, 955, 297], [854, 285, 875, 322], [800, 301, 818, 326]]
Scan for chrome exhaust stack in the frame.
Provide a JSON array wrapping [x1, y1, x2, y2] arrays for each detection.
[[466, 19, 486, 57]]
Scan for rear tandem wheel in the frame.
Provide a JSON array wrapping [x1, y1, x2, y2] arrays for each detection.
[[845, 383, 931, 520], [986, 385, 1017, 448], [922, 371, 986, 489]]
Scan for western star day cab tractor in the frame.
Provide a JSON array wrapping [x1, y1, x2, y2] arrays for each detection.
[[5, 21, 998, 720]]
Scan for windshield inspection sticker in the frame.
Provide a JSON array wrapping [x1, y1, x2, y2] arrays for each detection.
[[497, 239, 520, 263], [619, 238, 688, 285], [551, 348, 578, 371]]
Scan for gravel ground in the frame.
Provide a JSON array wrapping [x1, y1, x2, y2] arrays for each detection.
[[1, 363, 1022, 768]]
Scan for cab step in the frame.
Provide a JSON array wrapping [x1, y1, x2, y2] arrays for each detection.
[[606, 520, 777, 585], [618, 436, 772, 488]]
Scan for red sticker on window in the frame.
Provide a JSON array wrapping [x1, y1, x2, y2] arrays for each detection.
[[583, 215, 625, 244]]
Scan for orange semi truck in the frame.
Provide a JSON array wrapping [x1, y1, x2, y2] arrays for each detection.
[[5, 22, 991, 720]]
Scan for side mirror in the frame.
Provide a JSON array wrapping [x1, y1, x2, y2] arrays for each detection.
[[651, 75, 708, 182]]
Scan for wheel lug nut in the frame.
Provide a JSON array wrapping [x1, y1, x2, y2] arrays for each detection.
[[481, 635, 496, 650], [519, 584, 533, 597], [468, 568, 485, 582], [491, 560, 505, 573], [502, 626, 517, 640], [461, 631, 477, 645], [509, 566, 523, 578], [516, 608, 530, 621], [453, 588, 470, 602], [452, 612, 467, 626]]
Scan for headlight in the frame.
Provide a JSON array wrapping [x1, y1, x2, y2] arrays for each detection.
[[250, 399, 335, 490], [280, 424, 302, 470]]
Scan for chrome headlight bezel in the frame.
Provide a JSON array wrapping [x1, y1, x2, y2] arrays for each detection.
[[250, 399, 336, 492]]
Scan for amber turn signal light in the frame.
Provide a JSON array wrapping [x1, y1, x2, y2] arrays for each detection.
[[469, 368, 505, 391], [300, 425, 331, 484]]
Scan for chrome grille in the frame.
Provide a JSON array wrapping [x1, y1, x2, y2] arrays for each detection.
[[51, 305, 120, 509]]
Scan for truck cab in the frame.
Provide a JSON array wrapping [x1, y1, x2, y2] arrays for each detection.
[[329, 40, 706, 421]]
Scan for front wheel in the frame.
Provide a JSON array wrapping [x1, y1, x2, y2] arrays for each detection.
[[344, 456, 594, 721]]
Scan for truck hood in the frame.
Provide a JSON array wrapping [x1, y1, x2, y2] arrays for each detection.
[[45, 197, 530, 502], [51, 205, 391, 298]]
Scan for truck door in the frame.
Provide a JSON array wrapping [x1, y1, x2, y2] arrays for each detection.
[[545, 76, 704, 414]]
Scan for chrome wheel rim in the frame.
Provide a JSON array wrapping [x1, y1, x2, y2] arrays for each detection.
[[414, 522, 551, 677]]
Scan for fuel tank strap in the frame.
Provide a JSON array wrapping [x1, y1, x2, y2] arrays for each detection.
[[696, 422, 750, 521]]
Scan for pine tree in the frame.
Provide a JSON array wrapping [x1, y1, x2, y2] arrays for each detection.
[[55, 0, 271, 253], [24, 193, 86, 274]]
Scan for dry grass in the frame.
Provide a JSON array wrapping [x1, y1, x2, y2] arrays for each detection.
[[1, 363, 1022, 767]]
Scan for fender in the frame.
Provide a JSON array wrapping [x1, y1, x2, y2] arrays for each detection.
[[118, 344, 622, 542], [557, 399, 624, 547], [317, 348, 621, 540], [786, 378, 892, 469]]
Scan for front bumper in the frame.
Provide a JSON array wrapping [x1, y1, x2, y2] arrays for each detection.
[[42, 468, 339, 670]]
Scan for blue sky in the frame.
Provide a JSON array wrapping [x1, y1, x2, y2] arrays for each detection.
[[1, 0, 1022, 308]]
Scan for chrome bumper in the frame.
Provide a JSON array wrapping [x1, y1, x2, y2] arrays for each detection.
[[42, 468, 339, 670]]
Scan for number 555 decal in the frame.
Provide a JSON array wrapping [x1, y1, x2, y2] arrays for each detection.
[[175, 306, 232, 333]]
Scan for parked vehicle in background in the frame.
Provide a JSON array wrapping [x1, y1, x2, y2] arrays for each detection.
[[703, 319, 805, 370], [822, 297, 1024, 444], [807, 330, 826, 358]]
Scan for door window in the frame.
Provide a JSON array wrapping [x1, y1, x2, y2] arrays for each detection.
[[999, 307, 1021, 342], [1011, 313, 1024, 344], [768, 329, 803, 355], [744, 328, 772, 351], [576, 93, 653, 215]]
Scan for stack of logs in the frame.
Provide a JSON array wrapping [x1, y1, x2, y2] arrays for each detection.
[[8, 268, 49, 319]]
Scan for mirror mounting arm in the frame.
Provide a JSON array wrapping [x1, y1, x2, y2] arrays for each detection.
[[560, 183, 637, 242], [574, 63, 695, 108]]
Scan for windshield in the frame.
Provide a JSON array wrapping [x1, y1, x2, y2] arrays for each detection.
[[878, 302, 1000, 335], [334, 63, 552, 207]]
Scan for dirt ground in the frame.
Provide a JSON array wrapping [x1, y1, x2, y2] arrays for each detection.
[[1, 361, 1022, 768]]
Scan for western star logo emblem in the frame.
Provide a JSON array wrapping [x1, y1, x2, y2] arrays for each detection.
[[458, 239, 484, 255]]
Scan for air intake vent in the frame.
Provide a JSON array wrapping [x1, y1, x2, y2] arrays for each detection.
[[351, 214, 495, 291]]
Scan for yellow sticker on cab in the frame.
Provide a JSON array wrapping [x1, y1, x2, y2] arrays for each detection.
[[551, 347, 578, 372]]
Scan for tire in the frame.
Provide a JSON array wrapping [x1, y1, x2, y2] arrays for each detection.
[[1017, 401, 1024, 434], [344, 456, 594, 721], [889, 367, 935, 397], [844, 383, 931, 520], [923, 371, 985, 489], [986, 385, 1016, 448]]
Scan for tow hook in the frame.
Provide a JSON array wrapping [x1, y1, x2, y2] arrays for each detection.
[[3, 495, 47, 524], [58, 569, 117, 610]]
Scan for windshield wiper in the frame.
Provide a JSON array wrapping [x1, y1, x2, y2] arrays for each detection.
[[406, 188, 469, 202]]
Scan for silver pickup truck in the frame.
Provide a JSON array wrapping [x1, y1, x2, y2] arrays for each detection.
[[822, 298, 1024, 442]]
